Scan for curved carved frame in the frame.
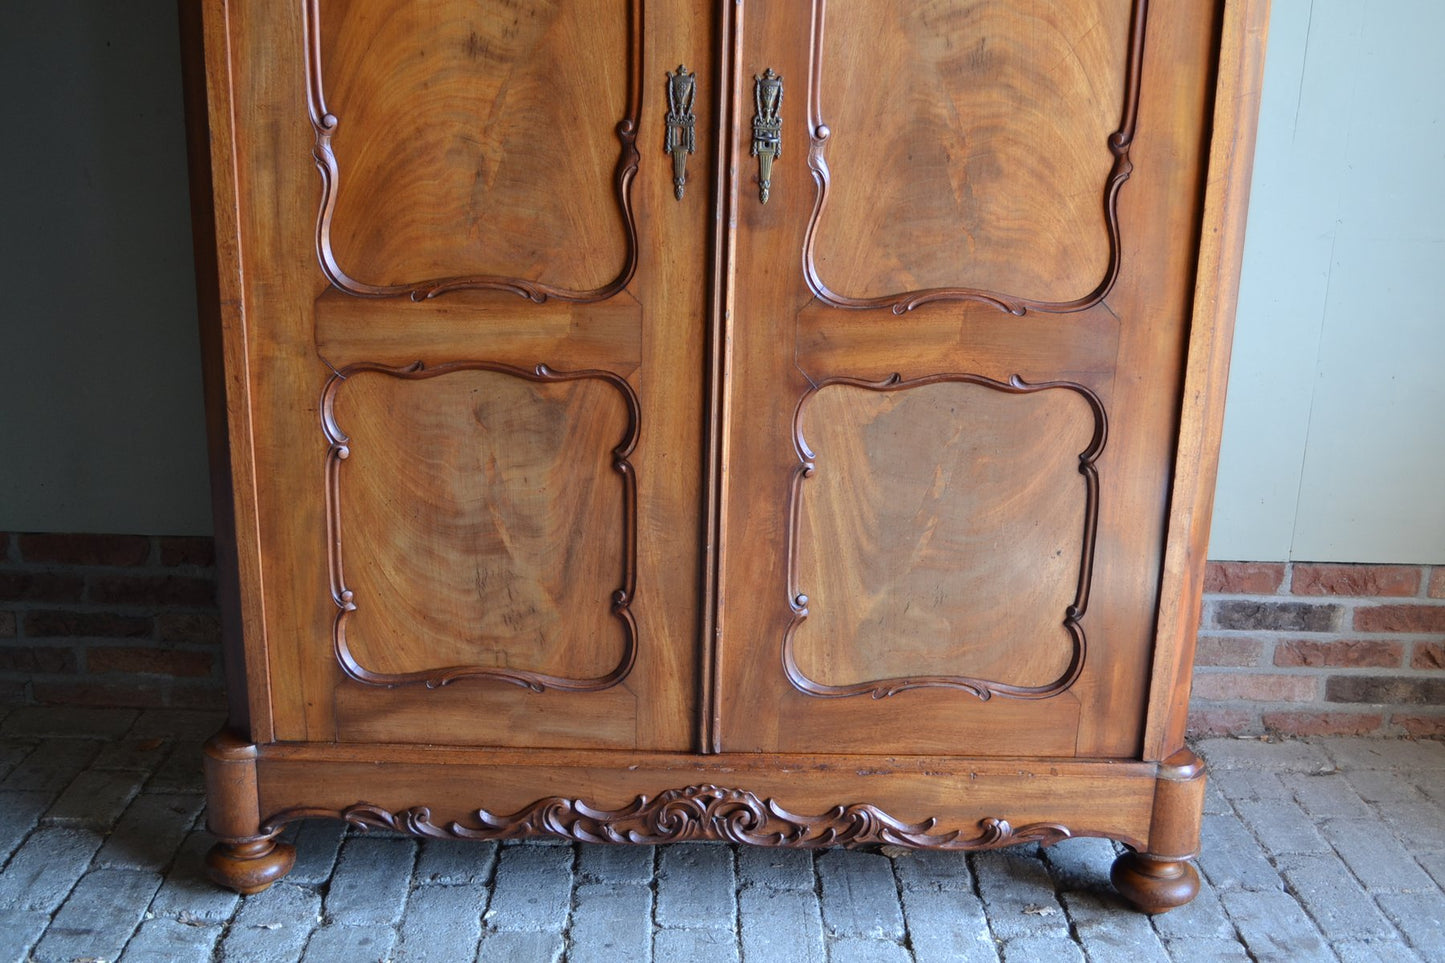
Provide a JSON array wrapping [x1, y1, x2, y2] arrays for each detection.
[[802, 0, 1150, 316], [321, 360, 640, 692], [302, 0, 643, 302], [264, 784, 1072, 850], [784, 373, 1107, 700]]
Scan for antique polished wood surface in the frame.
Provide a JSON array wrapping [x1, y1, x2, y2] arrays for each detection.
[[189, 0, 1269, 913]]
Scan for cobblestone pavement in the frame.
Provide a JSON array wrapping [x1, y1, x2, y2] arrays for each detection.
[[1, 706, 1443, 962]]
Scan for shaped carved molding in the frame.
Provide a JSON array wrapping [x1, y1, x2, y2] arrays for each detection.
[[784, 373, 1107, 701], [802, 0, 1149, 315], [321, 360, 640, 692], [303, 0, 642, 302], [264, 784, 1072, 850]]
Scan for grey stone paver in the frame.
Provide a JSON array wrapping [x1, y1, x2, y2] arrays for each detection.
[[739, 887, 826, 963], [0, 706, 138, 739], [118, 917, 223, 963], [817, 848, 906, 941], [395, 883, 486, 962], [656, 843, 736, 931], [32, 868, 162, 963], [0, 726, 1443, 962]]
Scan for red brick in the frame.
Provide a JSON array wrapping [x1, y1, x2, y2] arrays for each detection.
[[1194, 636, 1263, 667], [1430, 568, 1445, 599], [1273, 639, 1404, 669], [0, 611, 14, 637], [1262, 711, 1384, 737], [25, 609, 150, 639], [18, 533, 151, 566], [158, 536, 215, 567], [87, 574, 215, 608], [1204, 561, 1285, 595], [0, 533, 11, 558], [1393, 713, 1445, 738], [1191, 673, 1319, 703], [87, 647, 215, 678], [156, 612, 222, 645], [0, 645, 79, 673], [31, 681, 224, 709], [1353, 604, 1445, 634], [0, 573, 84, 603], [0, 680, 26, 703], [1413, 642, 1445, 670], [1326, 675, 1445, 705], [1291, 563, 1421, 598], [1186, 708, 1256, 737]]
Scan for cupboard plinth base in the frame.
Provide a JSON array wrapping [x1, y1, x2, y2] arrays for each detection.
[[1110, 852, 1201, 914], [205, 837, 297, 895]]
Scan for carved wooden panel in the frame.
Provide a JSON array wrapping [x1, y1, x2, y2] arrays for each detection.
[[322, 362, 638, 691], [786, 374, 1105, 699], [305, 0, 640, 300], [804, 0, 1146, 313]]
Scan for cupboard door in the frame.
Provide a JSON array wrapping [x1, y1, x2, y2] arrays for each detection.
[[219, 0, 712, 750], [716, 0, 1222, 756]]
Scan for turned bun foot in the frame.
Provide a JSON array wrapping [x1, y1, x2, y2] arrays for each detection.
[[205, 838, 297, 895], [1111, 850, 1200, 914]]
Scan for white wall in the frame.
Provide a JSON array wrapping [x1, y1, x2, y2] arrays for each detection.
[[0, 1, 1440, 561], [1210, 0, 1445, 563]]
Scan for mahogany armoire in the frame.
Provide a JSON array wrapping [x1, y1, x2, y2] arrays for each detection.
[[183, 0, 1268, 913]]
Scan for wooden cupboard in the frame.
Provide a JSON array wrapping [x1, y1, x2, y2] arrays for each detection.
[[184, 0, 1269, 912]]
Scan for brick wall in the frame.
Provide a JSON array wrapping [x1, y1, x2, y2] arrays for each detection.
[[2, 534, 1442, 738], [0, 533, 224, 708]]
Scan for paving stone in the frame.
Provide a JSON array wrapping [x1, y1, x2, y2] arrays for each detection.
[[891, 847, 977, 893], [1219, 888, 1334, 963], [1280, 771, 1374, 819], [1061, 889, 1171, 963], [128, 708, 227, 741], [32, 868, 161, 963], [1161, 937, 1252, 962], [148, 741, 206, 793], [0, 790, 48, 863], [484, 842, 574, 932], [1212, 768, 1289, 803], [1416, 851, 1445, 890], [903, 887, 998, 963], [0, 825, 104, 911], [971, 849, 1069, 941], [652, 926, 739, 962], [0, 741, 36, 782], [656, 843, 736, 931], [1333, 940, 1426, 963], [476, 928, 565, 963], [828, 937, 913, 963], [1321, 737, 1445, 771], [300, 923, 397, 963], [738, 887, 825, 963], [817, 849, 905, 941], [1196, 813, 1283, 892], [394, 883, 486, 962], [220, 883, 323, 963], [1320, 818, 1438, 892], [1233, 798, 1330, 855], [736, 844, 815, 890], [1376, 892, 1445, 951], [1277, 853, 1396, 940], [0, 909, 48, 963], [43, 766, 146, 828], [118, 917, 223, 963], [1380, 802, 1445, 852], [999, 936, 1084, 963], [1202, 778, 1231, 815], [91, 736, 172, 772], [285, 818, 348, 884], [149, 829, 242, 923], [569, 884, 653, 963], [0, 738, 100, 794], [414, 837, 497, 886], [0, 706, 139, 739], [1195, 737, 1333, 772], [96, 792, 204, 869], [325, 836, 416, 925], [1346, 768, 1431, 805], [1042, 836, 1117, 894], [1148, 872, 1235, 941]]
